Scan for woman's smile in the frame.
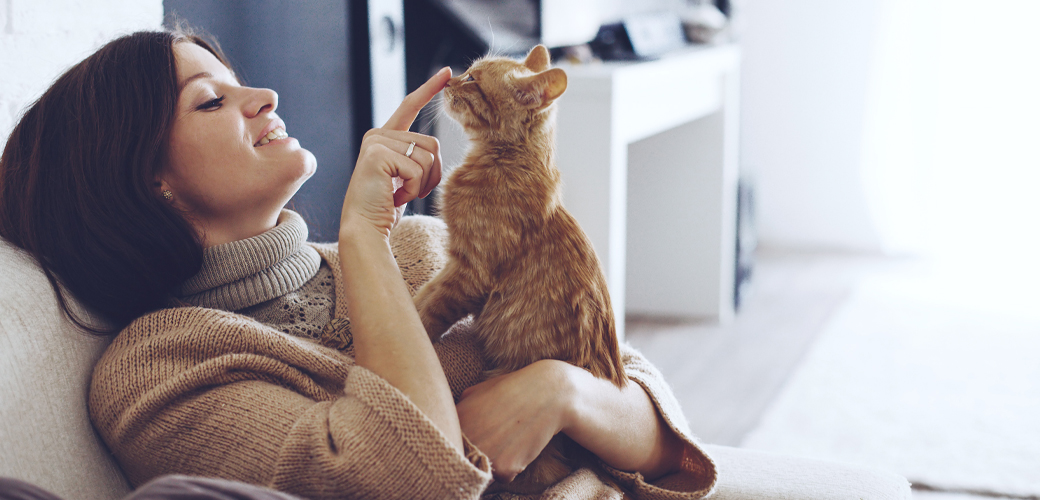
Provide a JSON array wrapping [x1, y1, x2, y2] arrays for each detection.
[[253, 118, 289, 146], [255, 127, 290, 147]]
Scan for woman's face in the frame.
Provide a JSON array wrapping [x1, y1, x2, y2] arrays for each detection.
[[162, 42, 316, 246]]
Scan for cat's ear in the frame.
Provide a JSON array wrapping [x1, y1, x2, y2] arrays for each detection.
[[523, 44, 551, 72], [516, 67, 568, 108]]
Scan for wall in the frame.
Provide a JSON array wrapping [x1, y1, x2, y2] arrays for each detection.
[[0, 0, 163, 146], [740, 0, 885, 251]]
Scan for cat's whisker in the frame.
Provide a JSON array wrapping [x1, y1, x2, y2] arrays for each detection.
[[415, 94, 454, 140], [487, 17, 495, 54], [419, 95, 441, 117], [417, 113, 437, 135], [412, 100, 437, 135], [429, 94, 448, 117], [499, 39, 522, 58]]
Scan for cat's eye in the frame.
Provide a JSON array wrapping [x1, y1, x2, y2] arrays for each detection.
[[462, 74, 475, 83]]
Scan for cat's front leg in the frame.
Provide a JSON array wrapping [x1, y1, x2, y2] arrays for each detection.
[[412, 260, 482, 342]]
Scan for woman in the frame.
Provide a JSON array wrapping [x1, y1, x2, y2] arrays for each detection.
[[0, 29, 717, 499]]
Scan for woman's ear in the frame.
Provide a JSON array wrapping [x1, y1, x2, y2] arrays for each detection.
[[155, 179, 173, 201], [523, 44, 551, 72]]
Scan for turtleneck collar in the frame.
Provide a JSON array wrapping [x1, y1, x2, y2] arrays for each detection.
[[176, 209, 322, 311]]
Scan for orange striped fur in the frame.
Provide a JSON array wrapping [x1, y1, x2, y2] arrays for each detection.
[[413, 45, 628, 494]]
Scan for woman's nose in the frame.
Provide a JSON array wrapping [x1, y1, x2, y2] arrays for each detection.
[[246, 87, 278, 117]]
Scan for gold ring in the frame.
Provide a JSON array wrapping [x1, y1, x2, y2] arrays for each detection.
[[405, 141, 416, 158]]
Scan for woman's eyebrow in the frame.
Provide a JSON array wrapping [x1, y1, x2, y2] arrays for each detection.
[[178, 71, 213, 95]]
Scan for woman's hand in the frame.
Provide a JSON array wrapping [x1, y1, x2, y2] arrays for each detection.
[[339, 67, 450, 240], [338, 67, 465, 453], [456, 360, 575, 482], [459, 360, 686, 483]]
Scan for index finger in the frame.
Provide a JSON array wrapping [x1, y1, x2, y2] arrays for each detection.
[[383, 66, 452, 131]]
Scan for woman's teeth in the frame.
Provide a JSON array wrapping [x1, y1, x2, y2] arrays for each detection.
[[256, 127, 289, 146]]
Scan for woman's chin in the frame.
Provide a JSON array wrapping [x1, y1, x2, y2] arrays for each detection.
[[302, 150, 318, 179], [282, 149, 318, 187]]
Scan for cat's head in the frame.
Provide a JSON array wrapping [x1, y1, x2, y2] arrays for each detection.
[[442, 44, 567, 140]]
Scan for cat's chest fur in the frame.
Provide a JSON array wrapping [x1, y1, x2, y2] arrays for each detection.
[[438, 151, 560, 265]]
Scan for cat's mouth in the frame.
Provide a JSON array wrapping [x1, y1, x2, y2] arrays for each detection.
[[442, 89, 491, 130], [443, 90, 467, 118], [443, 89, 461, 109]]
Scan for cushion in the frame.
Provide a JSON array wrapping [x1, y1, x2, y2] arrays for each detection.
[[0, 238, 130, 500], [703, 444, 912, 499]]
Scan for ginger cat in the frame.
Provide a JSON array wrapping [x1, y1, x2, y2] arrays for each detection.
[[413, 45, 627, 494]]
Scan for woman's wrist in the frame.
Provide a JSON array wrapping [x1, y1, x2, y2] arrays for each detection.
[[339, 216, 391, 246], [555, 362, 589, 437], [540, 360, 582, 437]]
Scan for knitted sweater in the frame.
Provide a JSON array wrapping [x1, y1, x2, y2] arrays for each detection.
[[88, 215, 717, 500]]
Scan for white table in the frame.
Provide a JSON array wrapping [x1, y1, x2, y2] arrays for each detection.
[[554, 45, 742, 337]]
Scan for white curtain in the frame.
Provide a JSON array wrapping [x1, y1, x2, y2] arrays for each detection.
[[861, 0, 1040, 316]]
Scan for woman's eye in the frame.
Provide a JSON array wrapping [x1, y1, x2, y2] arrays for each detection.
[[197, 95, 226, 111]]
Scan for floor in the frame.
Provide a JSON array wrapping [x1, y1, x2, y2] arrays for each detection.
[[623, 248, 916, 446], [627, 248, 1040, 499]]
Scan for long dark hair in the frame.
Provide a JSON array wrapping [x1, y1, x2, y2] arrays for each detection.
[[0, 29, 231, 333]]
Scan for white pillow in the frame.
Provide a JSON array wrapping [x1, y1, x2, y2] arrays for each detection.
[[0, 238, 130, 500]]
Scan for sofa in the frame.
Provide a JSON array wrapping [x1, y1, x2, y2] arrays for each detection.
[[0, 236, 913, 500]]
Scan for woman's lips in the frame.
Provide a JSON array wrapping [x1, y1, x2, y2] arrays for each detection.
[[254, 118, 287, 146]]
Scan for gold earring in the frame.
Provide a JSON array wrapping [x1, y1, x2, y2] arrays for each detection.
[[161, 190, 173, 201]]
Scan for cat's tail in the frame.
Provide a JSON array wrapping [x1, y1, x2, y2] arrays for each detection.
[[576, 290, 627, 388]]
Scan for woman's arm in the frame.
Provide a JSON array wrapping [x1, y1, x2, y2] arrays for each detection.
[[456, 359, 685, 482], [562, 362, 686, 479], [338, 67, 464, 452], [339, 230, 462, 452]]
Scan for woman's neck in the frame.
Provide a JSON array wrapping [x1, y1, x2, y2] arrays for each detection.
[[199, 210, 282, 248]]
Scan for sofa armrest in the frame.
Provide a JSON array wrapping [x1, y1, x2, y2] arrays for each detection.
[[0, 239, 130, 500]]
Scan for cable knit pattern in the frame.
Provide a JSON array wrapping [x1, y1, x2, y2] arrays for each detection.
[[88, 215, 717, 500], [177, 210, 321, 310], [239, 265, 337, 341], [388, 215, 451, 297]]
